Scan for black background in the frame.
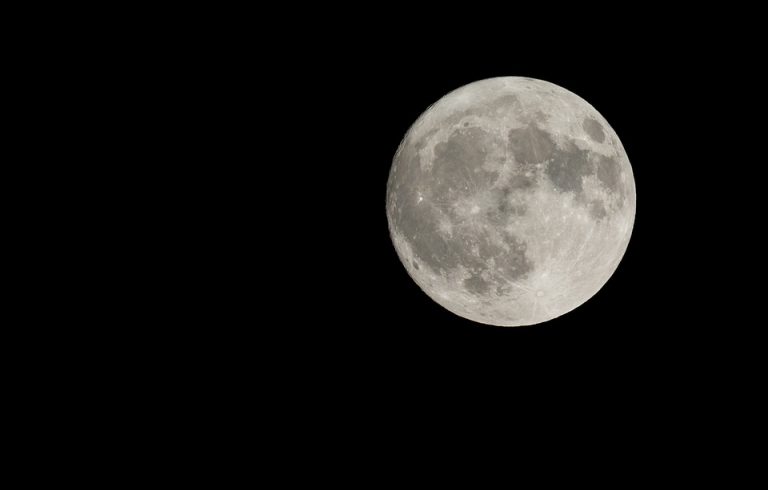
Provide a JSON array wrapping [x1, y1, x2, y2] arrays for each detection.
[[10, 8, 763, 477]]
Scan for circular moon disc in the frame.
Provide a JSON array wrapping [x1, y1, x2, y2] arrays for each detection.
[[386, 77, 636, 327]]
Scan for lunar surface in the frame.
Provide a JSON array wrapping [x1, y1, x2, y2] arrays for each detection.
[[386, 77, 636, 327]]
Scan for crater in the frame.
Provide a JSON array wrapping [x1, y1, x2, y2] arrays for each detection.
[[583, 117, 605, 143]]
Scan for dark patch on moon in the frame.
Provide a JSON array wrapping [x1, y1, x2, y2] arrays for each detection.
[[432, 127, 499, 197], [394, 175, 536, 282], [507, 174, 536, 190], [507, 125, 556, 168], [497, 187, 528, 216], [464, 275, 490, 295], [391, 125, 518, 276], [498, 200, 527, 217], [588, 200, 608, 220], [412, 260, 420, 270], [389, 138, 458, 273], [544, 141, 592, 196], [394, 199, 459, 273], [504, 123, 624, 202], [392, 166, 535, 280], [462, 233, 535, 298], [583, 117, 605, 143], [491, 94, 521, 113], [497, 234, 534, 281], [531, 110, 548, 123], [434, 127, 489, 172], [414, 128, 439, 151], [486, 187, 528, 226], [595, 154, 621, 194], [442, 107, 481, 128]]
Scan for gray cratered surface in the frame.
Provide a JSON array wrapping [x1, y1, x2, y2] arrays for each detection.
[[386, 77, 636, 327]]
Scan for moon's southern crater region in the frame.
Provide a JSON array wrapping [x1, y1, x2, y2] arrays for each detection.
[[386, 77, 636, 326]]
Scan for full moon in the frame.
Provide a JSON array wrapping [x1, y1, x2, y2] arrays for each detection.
[[386, 77, 636, 327]]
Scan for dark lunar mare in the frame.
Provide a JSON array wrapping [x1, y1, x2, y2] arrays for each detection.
[[583, 117, 605, 143], [390, 128, 534, 291], [506, 123, 625, 206]]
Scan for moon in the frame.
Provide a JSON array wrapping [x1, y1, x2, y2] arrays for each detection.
[[386, 77, 636, 327]]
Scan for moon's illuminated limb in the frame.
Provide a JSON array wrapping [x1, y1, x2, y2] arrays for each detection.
[[386, 77, 636, 327]]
